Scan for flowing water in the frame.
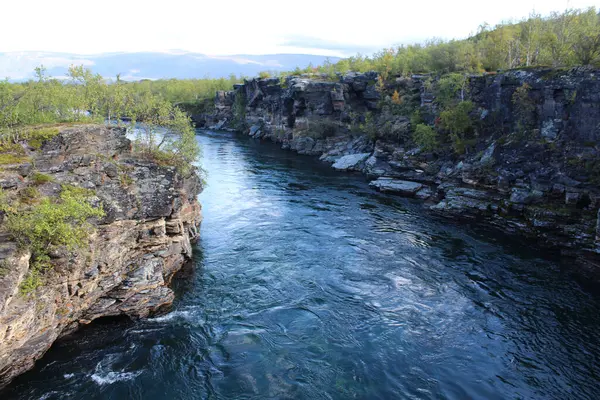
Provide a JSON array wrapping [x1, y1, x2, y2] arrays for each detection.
[[3, 130, 600, 399]]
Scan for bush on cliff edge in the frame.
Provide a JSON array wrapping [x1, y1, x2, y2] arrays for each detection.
[[2, 185, 104, 295]]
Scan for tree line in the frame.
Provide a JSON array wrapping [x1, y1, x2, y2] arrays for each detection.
[[1, 7, 597, 136], [0, 66, 237, 174], [278, 7, 600, 79]]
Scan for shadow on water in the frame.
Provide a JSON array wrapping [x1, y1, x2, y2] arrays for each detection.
[[3, 129, 600, 400]]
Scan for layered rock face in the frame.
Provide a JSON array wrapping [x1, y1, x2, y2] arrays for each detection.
[[0, 125, 202, 387], [206, 68, 600, 268]]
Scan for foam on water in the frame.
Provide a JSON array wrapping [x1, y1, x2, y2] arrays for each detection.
[[148, 309, 198, 324], [90, 370, 142, 386]]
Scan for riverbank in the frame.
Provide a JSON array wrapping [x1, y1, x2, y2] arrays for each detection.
[[202, 67, 600, 276], [0, 125, 203, 388], [4, 129, 600, 399]]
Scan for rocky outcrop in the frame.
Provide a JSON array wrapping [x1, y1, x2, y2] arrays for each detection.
[[208, 68, 600, 272], [0, 125, 202, 387]]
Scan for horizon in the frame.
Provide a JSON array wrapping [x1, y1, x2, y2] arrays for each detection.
[[3, 1, 598, 56], [2, 2, 598, 81]]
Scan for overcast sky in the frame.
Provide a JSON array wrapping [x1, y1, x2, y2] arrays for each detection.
[[2, 0, 598, 56]]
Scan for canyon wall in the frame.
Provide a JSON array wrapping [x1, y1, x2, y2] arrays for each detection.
[[204, 67, 600, 270], [0, 125, 202, 387]]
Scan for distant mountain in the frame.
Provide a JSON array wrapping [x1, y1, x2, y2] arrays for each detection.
[[0, 51, 341, 81]]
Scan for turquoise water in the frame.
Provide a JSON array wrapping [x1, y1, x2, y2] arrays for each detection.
[[3, 130, 600, 399]]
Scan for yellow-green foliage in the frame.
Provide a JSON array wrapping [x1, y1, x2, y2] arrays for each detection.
[[0, 141, 25, 154], [304, 7, 599, 77], [18, 187, 40, 204], [436, 73, 469, 108], [1, 65, 203, 175], [25, 127, 60, 149], [0, 154, 30, 165], [0, 188, 10, 213], [0, 260, 9, 278], [413, 124, 439, 151], [5, 184, 104, 295], [8, 184, 104, 252], [0, 67, 215, 175], [127, 74, 240, 104], [31, 172, 54, 185], [131, 106, 200, 176], [359, 112, 377, 139], [439, 101, 476, 154], [19, 269, 42, 296]]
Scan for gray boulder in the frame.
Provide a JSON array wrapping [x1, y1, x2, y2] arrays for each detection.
[[369, 178, 423, 196], [332, 153, 371, 171]]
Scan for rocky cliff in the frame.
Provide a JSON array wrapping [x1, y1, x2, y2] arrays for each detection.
[[205, 68, 600, 273], [0, 125, 202, 387]]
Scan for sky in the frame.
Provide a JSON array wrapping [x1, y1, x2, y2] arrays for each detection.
[[2, 0, 598, 56]]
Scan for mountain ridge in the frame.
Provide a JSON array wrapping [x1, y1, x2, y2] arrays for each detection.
[[0, 51, 341, 81]]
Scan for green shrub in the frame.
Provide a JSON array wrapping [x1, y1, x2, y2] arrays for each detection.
[[0, 141, 25, 154], [413, 124, 439, 151], [0, 154, 30, 165], [0, 188, 13, 213], [410, 110, 424, 126], [18, 187, 40, 204], [8, 185, 104, 252], [25, 127, 60, 149], [31, 172, 54, 185], [5, 184, 104, 295], [176, 98, 214, 115], [131, 107, 200, 176], [511, 83, 537, 134], [19, 269, 42, 295], [0, 260, 9, 278], [359, 112, 378, 140], [439, 101, 476, 154], [436, 73, 469, 108], [119, 172, 134, 187]]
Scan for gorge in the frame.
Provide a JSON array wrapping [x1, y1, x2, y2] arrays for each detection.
[[2, 130, 600, 399], [200, 67, 600, 279], [2, 3, 600, 398]]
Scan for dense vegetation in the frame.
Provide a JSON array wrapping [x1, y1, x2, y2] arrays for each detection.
[[1, 184, 104, 294], [278, 7, 599, 155], [299, 7, 600, 78], [127, 75, 241, 115], [0, 66, 211, 174], [0, 68, 221, 294], [0, 6, 597, 295]]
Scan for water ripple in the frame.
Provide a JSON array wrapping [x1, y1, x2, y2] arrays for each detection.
[[3, 130, 600, 400]]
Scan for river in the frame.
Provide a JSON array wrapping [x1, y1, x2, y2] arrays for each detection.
[[3, 130, 600, 399]]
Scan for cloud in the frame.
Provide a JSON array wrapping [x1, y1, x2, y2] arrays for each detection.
[[0, 52, 95, 80], [206, 55, 263, 65], [279, 35, 378, 56], [206, 55, 283, 67]]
